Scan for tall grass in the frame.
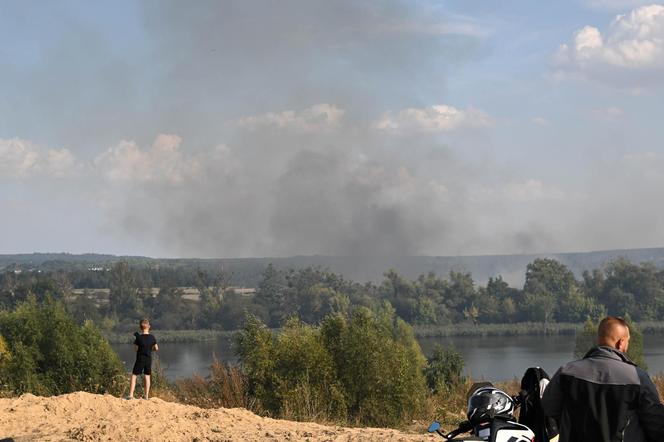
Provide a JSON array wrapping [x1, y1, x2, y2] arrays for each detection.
[[103, 329, 234, 344], [173, 358, 254, 410], [413, 322, 580, 338]]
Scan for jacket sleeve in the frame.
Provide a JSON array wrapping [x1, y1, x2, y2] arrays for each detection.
[[637, 370, 664, 440], [541, 367, 563, 421]]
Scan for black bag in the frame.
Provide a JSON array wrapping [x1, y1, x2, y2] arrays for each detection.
[[518, 367, 559, 442]]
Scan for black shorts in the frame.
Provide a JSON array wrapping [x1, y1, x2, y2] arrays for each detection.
[[132, 357, 152, 375]]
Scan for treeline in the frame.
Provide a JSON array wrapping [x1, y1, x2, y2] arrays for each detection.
[[2, 257, 664, 333]]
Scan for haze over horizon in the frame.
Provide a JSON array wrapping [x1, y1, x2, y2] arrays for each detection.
[[3, 1, 664, 259]]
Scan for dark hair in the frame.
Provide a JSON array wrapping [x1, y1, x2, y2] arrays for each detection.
[[139, 319, 150, 330]]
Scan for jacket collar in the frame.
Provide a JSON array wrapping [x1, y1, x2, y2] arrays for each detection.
[[583, 345, 636, 366]]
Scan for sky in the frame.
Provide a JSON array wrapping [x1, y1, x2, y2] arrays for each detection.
[[1, 0, 664, 258]]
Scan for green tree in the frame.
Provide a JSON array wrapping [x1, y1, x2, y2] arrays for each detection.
[[602, 259, 664, 321], [237, 306, 428, 427], [445, 271, 476, 322], [236, 314, 279, 412], [255, 264, 288, 327], [108, 261, 142, 319], [0, 297, 125, 395], [524, 258, 592, 322], [379, 269, 419, 323], [523, 285, 556, 323], [424, 345, 464, 393], [322, 305, 427, 426]]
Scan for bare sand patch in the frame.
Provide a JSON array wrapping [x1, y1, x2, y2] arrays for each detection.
[[0, 392, 436, 441]]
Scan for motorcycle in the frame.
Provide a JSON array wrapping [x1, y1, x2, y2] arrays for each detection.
[[427, 383, 535, 442]]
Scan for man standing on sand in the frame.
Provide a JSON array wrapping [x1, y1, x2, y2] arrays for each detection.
[[542, 316, 664, 441], [126, 319, 158, 400]]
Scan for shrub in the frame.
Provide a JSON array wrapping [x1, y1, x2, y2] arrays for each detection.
[[424, 345, 464, 393], [237, 315, 346, 421], [237, 306, 428, 427], [0, 296, 125, 395], [322, 305, 427, 427], [175, 358, 251, 409]]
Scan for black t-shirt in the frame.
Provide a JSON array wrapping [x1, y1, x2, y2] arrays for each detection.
[[134, 333, 157, 358]]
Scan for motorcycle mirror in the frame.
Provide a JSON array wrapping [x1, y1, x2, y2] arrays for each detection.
[[427, 421, 441, 433]]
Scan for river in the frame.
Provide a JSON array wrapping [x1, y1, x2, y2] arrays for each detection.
[[111, 333, 664, 382]]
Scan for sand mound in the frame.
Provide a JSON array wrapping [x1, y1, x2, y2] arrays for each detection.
[[0, 392, 436, 441]]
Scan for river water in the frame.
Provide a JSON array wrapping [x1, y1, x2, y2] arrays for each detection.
[[111, 333, 664, 382]]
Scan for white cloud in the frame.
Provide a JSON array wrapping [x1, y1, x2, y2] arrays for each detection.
[[95, 134, 204, 184], [233, 104, 345, 132], [555, 5, 664, 83], [0, 138, 40, 177], [46, 149, 78, 177], [0, 138, 79, 178], [372, 104, 493, 133]]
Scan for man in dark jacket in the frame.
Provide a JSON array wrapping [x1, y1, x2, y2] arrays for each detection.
[[542, 316, 664, 441]]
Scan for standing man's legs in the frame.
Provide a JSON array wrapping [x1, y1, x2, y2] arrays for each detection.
[[128, 374, 137, 398], [144, 374, 151, 399]]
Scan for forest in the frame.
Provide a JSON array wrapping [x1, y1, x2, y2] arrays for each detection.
[[1, 257, 663, 333]]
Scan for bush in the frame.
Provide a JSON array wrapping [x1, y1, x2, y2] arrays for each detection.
[[237, 306, 428, 427], [175, 358, 251, 409], [0, 296, 126, 395], [322, 305, 427, 426], [424, 345, 464, 393], [237, 315, 346, 421]]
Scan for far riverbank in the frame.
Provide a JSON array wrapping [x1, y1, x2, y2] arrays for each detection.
[[104, 321, 664, 344]]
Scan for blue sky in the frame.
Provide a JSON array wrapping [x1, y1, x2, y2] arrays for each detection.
[[1, 0, 664, 258]]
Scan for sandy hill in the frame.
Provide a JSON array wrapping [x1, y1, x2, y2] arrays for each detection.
[[0, 392, 436, 441]]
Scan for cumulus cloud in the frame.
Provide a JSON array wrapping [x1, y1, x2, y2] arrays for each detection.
[[46, 149, 79, 177], [0, 138, 40, 177], [0, 138, 78, 178], [372, 104, 493, 133], [233, 104, 345, 132], [555, 4, 664, 84], [94, 134, 205, 184]]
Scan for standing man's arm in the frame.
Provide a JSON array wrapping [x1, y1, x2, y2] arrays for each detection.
[[541, 368, 564, 422], [637, 371, 664, 439]]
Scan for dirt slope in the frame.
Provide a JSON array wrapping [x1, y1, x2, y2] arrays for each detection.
[[0, 392, 437, 441]]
